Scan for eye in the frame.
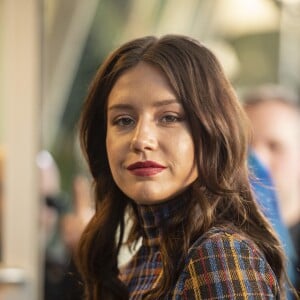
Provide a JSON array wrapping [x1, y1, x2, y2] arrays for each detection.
[[160, 114, 182, 124], [113, 116, 135, 127]]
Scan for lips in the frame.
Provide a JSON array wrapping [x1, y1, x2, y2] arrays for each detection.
[[127, 161, 166, 176]]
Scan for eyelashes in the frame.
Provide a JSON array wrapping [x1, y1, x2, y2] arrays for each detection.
[[160, 115, 184, 124], [113, 116, 135, 127], [111, 113, 185, 128]]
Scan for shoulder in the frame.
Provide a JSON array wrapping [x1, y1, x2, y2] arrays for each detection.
[[173, 226, 280, 299], [188, 226, 264, 260]]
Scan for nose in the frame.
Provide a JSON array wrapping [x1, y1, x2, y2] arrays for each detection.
[[130, 119, 158, 152]]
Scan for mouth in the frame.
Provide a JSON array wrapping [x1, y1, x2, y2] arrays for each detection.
[[127, 161, 166, 176]]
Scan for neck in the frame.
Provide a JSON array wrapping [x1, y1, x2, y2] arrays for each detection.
[[136, 193, 190, 250]]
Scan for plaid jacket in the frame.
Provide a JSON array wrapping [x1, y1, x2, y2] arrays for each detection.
[[120, 198, 280, 299]]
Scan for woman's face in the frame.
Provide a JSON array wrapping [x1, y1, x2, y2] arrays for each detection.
[[106, 62, 198, 205]]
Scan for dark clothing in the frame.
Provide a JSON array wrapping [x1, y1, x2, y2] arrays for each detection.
[[120, 196, 280, 299]]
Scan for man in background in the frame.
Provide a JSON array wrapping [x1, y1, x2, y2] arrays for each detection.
[[243, 85, 300, 293]]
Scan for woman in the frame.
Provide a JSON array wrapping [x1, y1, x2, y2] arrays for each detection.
[[76, 35, 286, 299]]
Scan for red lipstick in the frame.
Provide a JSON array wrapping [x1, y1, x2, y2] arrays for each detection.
[[127, 161, 166, 176]]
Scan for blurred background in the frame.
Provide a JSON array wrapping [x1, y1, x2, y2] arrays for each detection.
[[0, 0, 299, 299]]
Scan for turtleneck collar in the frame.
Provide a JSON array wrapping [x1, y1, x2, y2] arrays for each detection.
[[136, 194, 189, 250]]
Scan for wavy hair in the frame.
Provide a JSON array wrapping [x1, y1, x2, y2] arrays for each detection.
[[76, 35, 285, 299]]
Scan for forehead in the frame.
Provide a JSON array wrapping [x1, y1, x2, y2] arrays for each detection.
[[107, 62, 177, 106], [247, 101, 299, 124]]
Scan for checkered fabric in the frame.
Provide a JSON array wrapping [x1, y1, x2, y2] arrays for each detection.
[[120, 198, 280, 299]]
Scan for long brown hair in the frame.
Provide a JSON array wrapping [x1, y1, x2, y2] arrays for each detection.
[[76, 35, 285, 299]]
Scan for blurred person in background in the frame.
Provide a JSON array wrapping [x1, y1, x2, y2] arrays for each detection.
[[38, 150, 93, 300], [248, 150, 298, 298], [244, 85, 300, 294], [61, 175, 93, 254], [37, 150, 69, 300], [0, 148, 92, 299], [60, 175, 93, 300]]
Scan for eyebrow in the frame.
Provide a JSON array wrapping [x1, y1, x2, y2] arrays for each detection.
[[108, 99, 180, 111]]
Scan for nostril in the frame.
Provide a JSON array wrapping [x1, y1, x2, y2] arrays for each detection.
[[130, 135, 157, 152]]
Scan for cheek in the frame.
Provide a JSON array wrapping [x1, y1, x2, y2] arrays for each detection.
[[174, 135, 196, 168], [106, 136, 116, 168], [106, 135, 127, 178], [270, 156, 299, 184], [273, 149, 298, 170], [178, 143, 194, 161]]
